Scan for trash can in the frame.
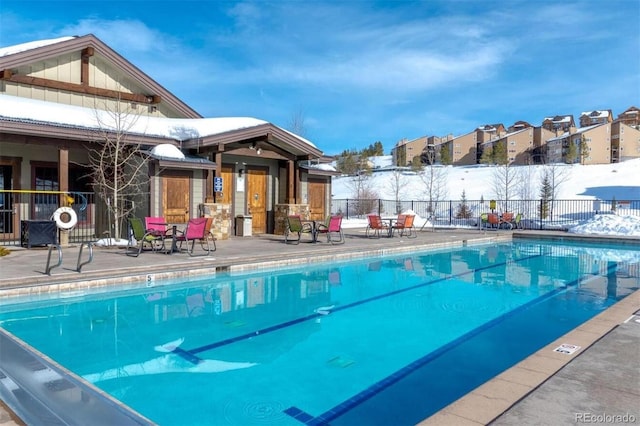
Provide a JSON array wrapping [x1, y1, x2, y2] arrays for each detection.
[[235, 215, 252, 237]]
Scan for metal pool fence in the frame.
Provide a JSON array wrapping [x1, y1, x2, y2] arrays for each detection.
[[0, 191, 98, 247], [331, 198, 640, 230]]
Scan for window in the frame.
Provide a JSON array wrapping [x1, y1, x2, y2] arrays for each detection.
[[31, 163, 91, 220]]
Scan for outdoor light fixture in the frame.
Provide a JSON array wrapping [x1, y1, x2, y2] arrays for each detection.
[[256, 148, 262, 155], [238, 169, 244, 177], [249, 143, 256, 150]]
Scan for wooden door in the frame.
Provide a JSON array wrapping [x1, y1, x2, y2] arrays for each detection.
[[246, 167, 267, 234], [219, 165, 234, 204], [308, 179, 326, 221], [163, 174, 190, 223]]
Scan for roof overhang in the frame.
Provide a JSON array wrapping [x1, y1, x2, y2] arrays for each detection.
[[0, 117, 177, 147], [0, 34, 201, 119], [182, 123, 323, 160]]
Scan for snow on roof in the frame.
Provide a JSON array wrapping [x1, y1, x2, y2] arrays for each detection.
[[0, 36, 76, 57], [580, 110, 609, 118], [543, 115, 572, 123], [546, 123, 603, 142], [303, 163, 338, 172], [150, 144, 185, 159], [0, 94, 287, 142]]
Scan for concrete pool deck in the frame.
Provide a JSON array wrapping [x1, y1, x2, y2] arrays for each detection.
[[0, 228, 638, 425]]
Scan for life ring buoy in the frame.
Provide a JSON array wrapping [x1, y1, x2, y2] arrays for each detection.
[[52, 207, 78, 230]]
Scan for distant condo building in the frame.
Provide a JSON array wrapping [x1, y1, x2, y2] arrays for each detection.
[[393, 106, 640, 167]]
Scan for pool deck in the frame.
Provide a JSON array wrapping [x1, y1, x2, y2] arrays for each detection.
[[0, 228, 639, 425]]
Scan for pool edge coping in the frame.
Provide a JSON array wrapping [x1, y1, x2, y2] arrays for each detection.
[[417, 288, 640, 425], [0, 233, 512, 301]]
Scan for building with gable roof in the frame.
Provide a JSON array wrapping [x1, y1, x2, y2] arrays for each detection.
[[0, 35, 336, 243], [617, 106, 640, 129], [542, 114, 575, 134], [579, 110, 613, 127]]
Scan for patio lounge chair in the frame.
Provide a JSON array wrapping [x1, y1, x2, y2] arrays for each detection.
[[126, 217, 164, 257], [170, 218, 213, 256], [514, 213, 523, 229], [487, 213, 500, 229], [285, 215, 314, 244], [203, 217, 217, 252], [366, 214, 390, 238], [479, 213, 489, 229], [145, 216, 170, 238], [316, 215, 345, 244], [392, 214, 416, 238]]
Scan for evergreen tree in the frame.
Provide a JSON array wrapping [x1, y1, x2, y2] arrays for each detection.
[[579, 135, 590, 164], [336, 150, 358, 175], [493, 140, 508, 165], [565, 139, 578, 164], [480, 146, 493, 164], [539, 174, 552, 219], [439, 144, 452, 165], [410, 155, 423, 172], [455, 190, 473, 219]]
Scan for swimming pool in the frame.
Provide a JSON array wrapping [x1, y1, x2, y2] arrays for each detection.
[[1, 238, 638, 425]]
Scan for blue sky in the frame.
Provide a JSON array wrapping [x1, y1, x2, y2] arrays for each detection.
[[2, 0, 639, 155]]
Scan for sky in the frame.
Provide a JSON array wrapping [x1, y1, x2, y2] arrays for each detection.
[[1, 0, 639, 155]]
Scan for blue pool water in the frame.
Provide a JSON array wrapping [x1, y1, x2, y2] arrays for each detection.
[[1, 239, 639, 425]]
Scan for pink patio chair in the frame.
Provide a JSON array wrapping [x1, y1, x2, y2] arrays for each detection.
[[316, 215, 344, 244], [171, 218, 213, 256]]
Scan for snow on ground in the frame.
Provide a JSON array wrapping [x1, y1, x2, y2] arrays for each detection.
[[568, 214, 640, 237], [334, 158, 640, 237], [332, 158, 640, 201]]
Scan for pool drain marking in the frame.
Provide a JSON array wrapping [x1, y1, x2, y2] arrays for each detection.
[[553, 343, 581, 355], [327, 356, 355, 368], [295, 271, 587, 424]]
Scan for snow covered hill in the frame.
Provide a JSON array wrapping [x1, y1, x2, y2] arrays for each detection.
[[332, 158, 640, 202]]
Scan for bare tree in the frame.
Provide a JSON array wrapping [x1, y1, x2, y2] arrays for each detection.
[[491, 164, 518, 211], [516, 165, 536, 200], [288, 107, 308, 139], [346, 170, 378, 216], [539, 163, 570, 220], [543, 163, 570, 201], [87, 97, 151, 243], [388, 169, 409, 213], [418, 149, 447, 216]]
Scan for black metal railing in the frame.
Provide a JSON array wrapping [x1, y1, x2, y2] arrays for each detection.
[[331, 198, 640, 230], [0, 191, 97, 247]]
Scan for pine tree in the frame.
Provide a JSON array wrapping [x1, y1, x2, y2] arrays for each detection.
[[493, 140, 508, 165], [539, 174, 552, 219], [565, 139, 578, 164], [439, 144, 452, 165], [455, 189, 473, 219], [480, 146, 493, 164]]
